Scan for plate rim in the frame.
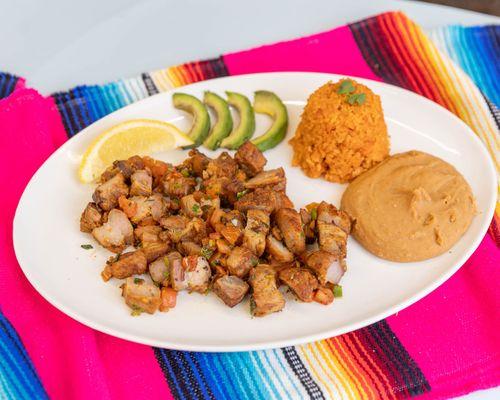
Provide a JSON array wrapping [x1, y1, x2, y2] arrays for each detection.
[[13, 71, 497, 352]]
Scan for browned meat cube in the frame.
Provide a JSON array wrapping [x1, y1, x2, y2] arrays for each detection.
[[243, 209, 270, 256], [313, 286, 334, 305], [177, 241, 202, 256], [165, 251, 184, 290], [234, 141, 267, 177], [149, 257, 170, 286], [317, 220, 348, 259], [302, 250, 338, 285], [275, 191, 294, 209], [80, 202, 103, 233], [102, 250, 147, 281], [317, 201, 352, 234], [92, 209, 133, 253], [113, 156, 145, 179], [275, 208, 306, 254], [234, 187, 276, 214], [226, 246, 258, 278], [159, 287, 177, 312], [180, 194, 203, 218], [244, 168, 285, 190], [130, 169, 152, 196], [162, 170, 196, 197], [160, 215, 189, 243], [121, 277, 161, 314], [182, 256, 212, 293], [279, 267, 318, 302], [142, 242, 171, 263], [219, 224, 243, 246], [213, 275, 249, 307], [248, 265, 285, 317], [184, 149, 210, 176], [92, 173, 129, 211], [216, 239, 232, 255], [134, 225, 162, 245], [205, 152, 239, 179], [265, 235, 294, 262]]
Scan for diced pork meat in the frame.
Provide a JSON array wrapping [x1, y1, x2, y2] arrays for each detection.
[[184, 149, 210, 176], [80, 202, 103, 233], [244, 168, 285, 190], [162, 170, 196, 197], [317, 201, 352, 234], [226, 246, 258, 278], [278, 267, 318, 302], [102, 250, 147, 281], [275, 208, 306, 254], [181, 256, 212, 293], [234, 141, 267, 177], [180, 194, 203, 218], [248, 265, 285, 317], [113, 156, 145, 179], [177, 241, 202, 256], [243, 209, 270, 256], [213, 275, 249, 307], [121, 277, 161, 314], [142, 242, 171, 263], [93, 173, 129, 211], [302, 250, 338, 285], [166, 251, 184, 290], [130, 169, 153, 196], [134, 225, 162, 246], [265, 235, 294, 262], [92, 209, 133, 253], [149, 257, 169, 286], [142, 156, 171, 183], [317, 220, 348, 258], [160, 215, 189, 243], [313, 286, 334, 305]]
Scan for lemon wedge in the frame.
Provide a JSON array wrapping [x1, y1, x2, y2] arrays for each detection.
[[78, 119, 193, 183]]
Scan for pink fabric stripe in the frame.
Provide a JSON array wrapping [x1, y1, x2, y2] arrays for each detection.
[[0, 88, 173, 400], [223, 25, 381, 81], [388, 233, 500, 399]]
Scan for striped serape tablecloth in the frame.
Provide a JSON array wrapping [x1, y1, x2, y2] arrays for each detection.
[[0, 11, 498, 400]]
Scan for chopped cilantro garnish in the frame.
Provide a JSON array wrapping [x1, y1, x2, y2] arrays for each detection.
[[200, 246, 214, 259], [347, 92, 366, 105], [236, 190, 248, 199], [192, 203, 201, 213], [81, 244, 93, 250], [251, 257, 259, 267], [181, 169, 191, 177], [134, 278, 144, 284], [337, 80, 355, 95], [131, 306, 143, 316]]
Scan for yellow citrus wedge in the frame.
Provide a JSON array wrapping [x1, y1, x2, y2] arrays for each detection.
[[79, 119, 193, 183]]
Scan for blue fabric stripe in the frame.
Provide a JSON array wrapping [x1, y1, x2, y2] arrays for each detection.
[[155, 349, 186, 400], [197, 353, 230, 400], [0, 313, 47, 399]]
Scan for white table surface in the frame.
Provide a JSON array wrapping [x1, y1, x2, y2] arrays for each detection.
[[1, 0, 498, 398]]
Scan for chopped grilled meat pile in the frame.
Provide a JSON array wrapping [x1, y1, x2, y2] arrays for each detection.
[[80, 141, 352, 316]]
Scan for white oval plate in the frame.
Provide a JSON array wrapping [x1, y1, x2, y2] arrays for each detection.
[[13, 72, 496, 352]]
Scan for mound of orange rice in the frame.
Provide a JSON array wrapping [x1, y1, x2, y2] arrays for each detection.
[[289, 79, 389, 183]]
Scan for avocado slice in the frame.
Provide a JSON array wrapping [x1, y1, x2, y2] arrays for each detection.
[[203, 91, 233, 150], [220, 92, 256, 150], [172, 93, 210, 148], [251, 91, 288, 151]]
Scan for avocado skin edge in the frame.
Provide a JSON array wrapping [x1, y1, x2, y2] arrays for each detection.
[[203, 91, 233, 150], [173, 93, 211, 148]]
